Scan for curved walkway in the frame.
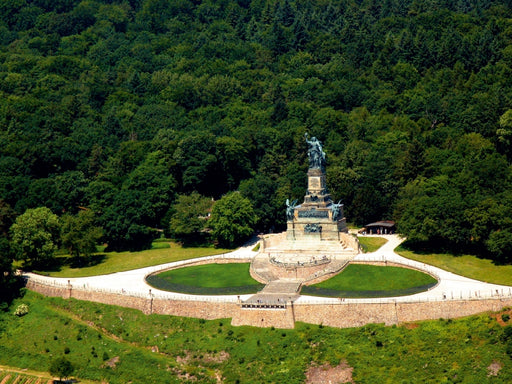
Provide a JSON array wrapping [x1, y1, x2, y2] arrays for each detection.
[[296, 235, 512, 304], [24, 235, 512, 305], [25, 243, 259, 302]]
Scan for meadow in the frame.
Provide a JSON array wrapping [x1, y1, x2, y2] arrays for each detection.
[[357, 236, 388, 253], [396, 245, 512, 286], [38, 240, 231, 278], [2, 290, 512, 383]]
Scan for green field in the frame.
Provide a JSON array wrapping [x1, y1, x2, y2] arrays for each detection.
[[2, 290, 512, 383], [397, 246, 512, 286], [303, 264, 437, 297], [146, 263, 264, 294], [37, 242, 231, 278], [357, 236, 388, 253]]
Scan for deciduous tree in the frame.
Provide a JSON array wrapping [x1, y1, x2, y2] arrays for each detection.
[[10, 207, 60, 268], [209, 192, 256, 248], [169, 192, 213, 245], [61, 210, 103, 265]]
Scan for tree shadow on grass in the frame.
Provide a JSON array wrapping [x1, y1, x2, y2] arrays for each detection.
[[69, 254, 106, 269], [399, 239, 467, 256], [32, 254, 107, 273]]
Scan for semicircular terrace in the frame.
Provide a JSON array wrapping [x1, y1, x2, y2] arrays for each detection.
[[24, 235, 512, 329]]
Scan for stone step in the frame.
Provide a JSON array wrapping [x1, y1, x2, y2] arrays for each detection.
[[261, 280, 302, 294], [250, 253, 278, 283], [264, 246, 356, 255]]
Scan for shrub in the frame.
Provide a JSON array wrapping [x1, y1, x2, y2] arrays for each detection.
[[502, 325, 512, 342], [502, 314, 510, 323], [14, 304, 29, 317], [49, 357, 74, 381], [506, 342, 512, 357]]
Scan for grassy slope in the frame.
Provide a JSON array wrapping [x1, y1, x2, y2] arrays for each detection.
[[3, 291, 512, 383], [396, 246, 512, 286], [41, 242, 231, 278]]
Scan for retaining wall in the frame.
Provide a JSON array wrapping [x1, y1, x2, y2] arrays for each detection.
[[26, 279, 512, 329], [26, 279, 239, 319], [292, 298, 512, 328]]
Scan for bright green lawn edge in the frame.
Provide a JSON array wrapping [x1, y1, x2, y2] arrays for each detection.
[[358, 236, 388, 253], [302, 264, 437, 298], [146, 263, 264, 295], [39, 242, 232, 278], [396, 245, 512, 286]]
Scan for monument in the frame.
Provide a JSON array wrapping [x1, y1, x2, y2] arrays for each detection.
[[253, 134, 360, 282], [239, 135, 360, 327], [286, 133, 348, 242]]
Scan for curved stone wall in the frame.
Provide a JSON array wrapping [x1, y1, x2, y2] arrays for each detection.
[[26, 279, 512, 329]]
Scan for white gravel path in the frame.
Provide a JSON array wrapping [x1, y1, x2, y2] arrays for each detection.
[[25, 235, 512, 305]]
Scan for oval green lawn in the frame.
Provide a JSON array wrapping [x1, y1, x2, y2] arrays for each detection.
[[302, 264, 437, 298], [146, 263, 264, 295]]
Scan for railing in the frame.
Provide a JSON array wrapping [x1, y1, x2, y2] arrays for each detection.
[[25, 275, 244, 303], [25, 272, 512, 306], [353, 254, 442, 281], [23, 248, 512, 306], [269, 255, 330, 268], [296, 287, 512, 304]]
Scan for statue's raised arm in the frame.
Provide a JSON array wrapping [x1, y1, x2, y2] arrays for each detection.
[[304, 133, 326, 171]]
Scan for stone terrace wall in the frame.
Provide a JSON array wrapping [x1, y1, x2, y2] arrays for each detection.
[[293, 298, 512, 328], [26, 279, 239, 319], [26, 279, 512, 328], [231, 306, 295, 328]]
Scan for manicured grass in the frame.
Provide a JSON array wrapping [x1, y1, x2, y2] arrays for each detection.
[[396, 246, 512, 286], [146, 263, 264, 295], [357, 236, 388, 253], [303, 264, 437, 298], [3, 290, 512, 383], [39, 242, 231, 278]]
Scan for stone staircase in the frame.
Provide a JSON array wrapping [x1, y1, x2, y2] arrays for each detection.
[[301, 258, 351, 284], [250, 252, 278, 283], [260, 280, 302, 294], [242, 279, 301, 304]]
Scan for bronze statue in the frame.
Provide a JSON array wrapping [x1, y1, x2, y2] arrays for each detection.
[[305, 133, 326, 170], [286, 199, 297, 221]]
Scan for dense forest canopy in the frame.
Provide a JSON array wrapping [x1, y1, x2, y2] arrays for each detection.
[[1, 0, 512, 261]]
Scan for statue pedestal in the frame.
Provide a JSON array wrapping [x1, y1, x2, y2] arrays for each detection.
[[287, 168, 348, 242]]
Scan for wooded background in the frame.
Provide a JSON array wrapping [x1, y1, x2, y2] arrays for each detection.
[[1, 0, 512, 261]]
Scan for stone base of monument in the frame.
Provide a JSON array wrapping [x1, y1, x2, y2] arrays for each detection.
[[249, 232, 359, 283], [235, 135, 363, 328], [237, 234, 358, 328]]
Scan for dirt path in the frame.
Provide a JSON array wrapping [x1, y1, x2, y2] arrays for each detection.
[[0, 365, 53, 383]]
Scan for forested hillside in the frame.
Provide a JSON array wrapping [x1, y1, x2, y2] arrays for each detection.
[[1, 0, 512, 260]]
